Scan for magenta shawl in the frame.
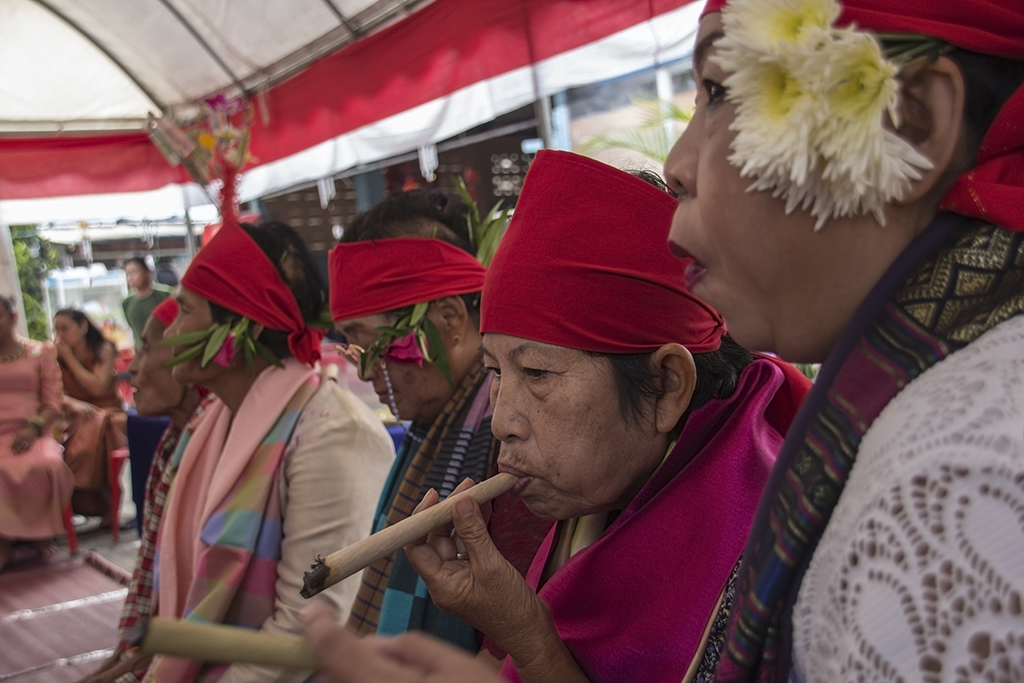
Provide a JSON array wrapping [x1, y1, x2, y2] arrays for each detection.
[[500, 359, 790, 683]]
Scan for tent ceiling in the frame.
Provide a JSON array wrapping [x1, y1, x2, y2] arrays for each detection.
[[0, 0, 429, 133]]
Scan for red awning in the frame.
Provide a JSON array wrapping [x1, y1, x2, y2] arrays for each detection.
[[0, 0, 697, 202]]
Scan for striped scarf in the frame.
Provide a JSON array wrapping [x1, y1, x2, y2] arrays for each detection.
[[116, 404, 211, 656], [716, 217, 1024, 681], [149, 375, 319, 682], [348, 362, 496, 647]]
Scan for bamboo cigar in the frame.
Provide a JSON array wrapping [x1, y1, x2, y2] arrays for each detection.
[[301, 472, 517, 598], [135, 617, 316, 670]]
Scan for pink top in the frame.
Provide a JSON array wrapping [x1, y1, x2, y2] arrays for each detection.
[[0, 340, 62, 429]]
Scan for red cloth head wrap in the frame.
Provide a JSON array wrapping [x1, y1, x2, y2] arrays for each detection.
[[181, 220, 323, 366], [700, 0, 1024, 231], [480, 150, 725, 355], [328, 238, 487, 321], [151, 297, 179, 329]]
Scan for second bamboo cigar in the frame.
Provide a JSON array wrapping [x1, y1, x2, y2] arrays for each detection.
[[301, 472, 516, 598]]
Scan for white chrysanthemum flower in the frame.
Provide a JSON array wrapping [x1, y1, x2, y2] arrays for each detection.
[[719, 0, 839, 54], [715, 0, 934, 230], [813, 31, 932, 225], [726, 55, 822, 182]]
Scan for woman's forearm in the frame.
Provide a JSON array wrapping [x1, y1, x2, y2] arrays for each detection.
[[65, 349, 116, 398], [504, 614, 590, 683], [38, 405, 59, 427]]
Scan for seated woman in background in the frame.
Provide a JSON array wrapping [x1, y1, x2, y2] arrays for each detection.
[[0, 294, 74, 570], [406, 151, 811, 683], [328, 190, 552, 657], [52, 307, 127, 517], [146, 218, 394, 683]]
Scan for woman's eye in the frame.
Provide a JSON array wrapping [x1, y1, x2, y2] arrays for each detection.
[[702, 78, 727, 105], [484, 365, 501, 378], [522, 368, 548, 379]]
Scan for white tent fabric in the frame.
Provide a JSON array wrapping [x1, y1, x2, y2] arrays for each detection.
[[0, 0, 702, 223], [0, 184, 216, 227], [0, 0, 428, 133], [239, 2, 702, 200]]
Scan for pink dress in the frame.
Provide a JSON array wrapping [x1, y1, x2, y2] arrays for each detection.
[[0, 339, 74, 540]]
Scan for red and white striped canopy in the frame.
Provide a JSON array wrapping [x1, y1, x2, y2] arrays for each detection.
[[0, 0, 701, 212]]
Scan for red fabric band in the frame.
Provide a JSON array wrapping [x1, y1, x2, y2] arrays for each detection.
[[481, 150, 725, 355], [328, 237, 487, 321], [700, 0, 1024, 231], [181, 220, 323, 366], [151, 298, 179, 329]]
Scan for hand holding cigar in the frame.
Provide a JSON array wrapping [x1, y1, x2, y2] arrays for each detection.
[[301, 473, 516, 598]]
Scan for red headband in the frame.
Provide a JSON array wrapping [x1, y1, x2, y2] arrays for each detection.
[[481, 151, 725, 355], [328, 238, 487, 321], [151, 298, 179, 329], [701, 0, 1024, 231], [181, 220, 323, 366]]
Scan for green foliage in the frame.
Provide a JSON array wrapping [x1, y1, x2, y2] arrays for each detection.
[[453, 176, 512, 268], [10, 229, 59, 341], [579, 97, 694, 164], [160, 315, 281, 375], [360, 301, 454, 387], [795, 363, 820, 381]]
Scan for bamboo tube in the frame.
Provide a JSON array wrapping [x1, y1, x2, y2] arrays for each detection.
[[135, 617, 316, 669], [301, 472, 517, 598]]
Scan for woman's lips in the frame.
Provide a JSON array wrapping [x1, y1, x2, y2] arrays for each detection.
[[497, 463, 533, 496], [668, 242, 707, 290], [684, 261, 707, 291]]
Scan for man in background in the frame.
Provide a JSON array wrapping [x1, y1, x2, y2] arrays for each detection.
[[121, 256, 171, 348]]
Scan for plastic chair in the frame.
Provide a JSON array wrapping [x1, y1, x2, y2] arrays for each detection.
[[109, 447, 130, 541], [62, 504, 78, 555]]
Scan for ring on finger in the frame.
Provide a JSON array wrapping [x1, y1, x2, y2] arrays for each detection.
[[456, 552, 470, 562]]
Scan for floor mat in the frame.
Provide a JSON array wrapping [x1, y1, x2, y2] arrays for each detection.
[[0, 549, 130, 682]]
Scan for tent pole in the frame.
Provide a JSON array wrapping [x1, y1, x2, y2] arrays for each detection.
[[182, 186, 197, 260]]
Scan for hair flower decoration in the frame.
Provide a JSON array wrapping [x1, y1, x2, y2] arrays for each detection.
[[714, 0, 941, 229], [359, 301, 451, 383], [384, 331, 429, 367], [161, 316, 281, 375]]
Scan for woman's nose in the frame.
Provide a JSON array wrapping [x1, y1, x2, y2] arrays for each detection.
[[489, 382, 529, 444]]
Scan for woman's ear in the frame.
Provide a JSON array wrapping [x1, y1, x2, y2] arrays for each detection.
[[893, 55, 967, 204], [651, 343, 697, 435], [430, 296, 470, 340]]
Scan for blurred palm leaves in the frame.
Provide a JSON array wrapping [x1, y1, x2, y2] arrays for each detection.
[[580, 98, 693, 164], [453, 177, 512, 268]]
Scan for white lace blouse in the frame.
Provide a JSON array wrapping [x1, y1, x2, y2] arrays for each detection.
[[791, 315, 1024, 683]]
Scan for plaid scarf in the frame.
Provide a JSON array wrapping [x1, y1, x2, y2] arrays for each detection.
[[716, 216, 1024, 681], [110, 405, 206, 683], [150, 374, 319, 682], [348, 362, 505, 648]]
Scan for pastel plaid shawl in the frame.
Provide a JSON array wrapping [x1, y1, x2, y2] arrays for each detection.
[[150, 365, 319, 682]]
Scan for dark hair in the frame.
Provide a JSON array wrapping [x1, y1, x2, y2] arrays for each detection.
[[628, 168, 677, 198], [0, 294, 14, 315], [590, 335, 753, 429], [54, 308, 111, 359], [208, 221, 327, 360], [339, 189, 481, 324], [125, 256, 152, 272], [947, 48, 1024, 162]]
